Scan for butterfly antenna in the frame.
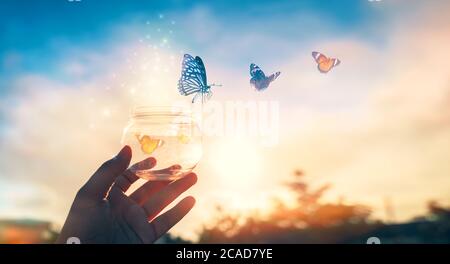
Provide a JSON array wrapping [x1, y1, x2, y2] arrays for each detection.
[[210, 83, 223, 87]]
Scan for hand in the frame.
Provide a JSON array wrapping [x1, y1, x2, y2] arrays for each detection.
[[56, 145, 197, 244]]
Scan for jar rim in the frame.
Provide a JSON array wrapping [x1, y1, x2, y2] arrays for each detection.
[[131, 106, 192, 118]]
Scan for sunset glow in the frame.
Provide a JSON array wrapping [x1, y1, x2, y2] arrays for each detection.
[[1, 0, 450, 243]]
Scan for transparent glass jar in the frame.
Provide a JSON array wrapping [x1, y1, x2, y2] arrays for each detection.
[[121, 106, 202, 180]]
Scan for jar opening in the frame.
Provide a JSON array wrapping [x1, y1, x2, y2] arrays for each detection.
[[132, 106, 192, 118]]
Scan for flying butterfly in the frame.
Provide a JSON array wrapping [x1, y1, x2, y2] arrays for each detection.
[[250, 63, 281, 91], [178, 54, 221, 103], [312, 51, 341, 73]]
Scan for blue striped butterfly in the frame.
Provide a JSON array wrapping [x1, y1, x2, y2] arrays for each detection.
[[312, 51, 341, 73], [250, 63, 281, 91], [178, 54, 221, 103]]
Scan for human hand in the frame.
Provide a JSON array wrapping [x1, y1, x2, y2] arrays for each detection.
[[56, 145, 197, 244]]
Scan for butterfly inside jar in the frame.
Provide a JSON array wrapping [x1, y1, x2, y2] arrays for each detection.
[[177, 133, 191, 144], [135, 134, 164, 155]]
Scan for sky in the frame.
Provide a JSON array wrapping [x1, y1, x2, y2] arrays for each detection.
[[0, 0, 449, 240]]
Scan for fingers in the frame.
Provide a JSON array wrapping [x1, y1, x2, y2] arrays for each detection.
[[142, 173, 197, 221], [129, 180, 170, 205], [129, 165, 181, 204], [78, 146, 131, 201], [149, 196, 196, 241], [114, 157, 156, 192]]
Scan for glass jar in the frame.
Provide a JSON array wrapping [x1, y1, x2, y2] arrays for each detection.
[[121, 106, 202, 180]]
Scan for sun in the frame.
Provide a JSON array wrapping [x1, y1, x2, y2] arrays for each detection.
[[210, 139, 262, 189], [207, 139, 274, 211]]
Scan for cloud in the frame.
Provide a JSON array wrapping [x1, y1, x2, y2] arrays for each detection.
[[0, 179, 60, 222], [0, 39, 185, 224], [265, 2, 450, 221], [0, 2, 449, 241]]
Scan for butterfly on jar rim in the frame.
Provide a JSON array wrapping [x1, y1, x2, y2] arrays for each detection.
[[249, 63, 281, 91], [178, 54, 222, 104], [312, 51, 341, 73]]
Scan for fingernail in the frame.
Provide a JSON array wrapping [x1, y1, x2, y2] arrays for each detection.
[[147, 157, 156, 167], [185, 196, 196, 206], [186, 173, 198, 184]]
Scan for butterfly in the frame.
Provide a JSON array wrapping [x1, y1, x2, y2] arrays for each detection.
[[135, 134, 164, 155], [178, 54, 221, 103], [312, 51, 341, 73], [177, 133, 191, 144], [249, 63, 281, 91]]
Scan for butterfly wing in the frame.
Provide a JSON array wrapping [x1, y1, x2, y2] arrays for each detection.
[[195, 56, 208, 88], [267, 71, 281, 83], [250, 63, 266, 79], [195, 56, 214, 103], [332, 58, 341, 67], [312, 51, 328, 64], [135, 134, 163, 155], [252, 71, 281, 91], [313, 51, 340, 73], [318, 58, 341, 73], [178, 54, 204, 96]]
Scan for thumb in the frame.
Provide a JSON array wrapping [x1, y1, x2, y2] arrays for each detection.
[[79, 145, 132, 201]]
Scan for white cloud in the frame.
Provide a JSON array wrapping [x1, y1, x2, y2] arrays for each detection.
[[1, 2, 450, 241], [0, 41, 185, 225]]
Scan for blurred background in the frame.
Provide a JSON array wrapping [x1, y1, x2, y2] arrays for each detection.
[[0, 0, 449, 243]]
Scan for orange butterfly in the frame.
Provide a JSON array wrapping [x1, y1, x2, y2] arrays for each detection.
[[312, 51, 341, 73], [177, 133, 191, 144], [135, 134, 164, 155]]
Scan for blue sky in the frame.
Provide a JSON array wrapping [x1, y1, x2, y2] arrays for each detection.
[[0, 0, 388, 92], [3, 0, 449, 238], [0, 0, 394, 133]]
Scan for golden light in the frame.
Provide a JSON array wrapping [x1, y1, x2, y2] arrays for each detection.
[[210, 139, 262, 188], [207, 138, 275, 212]]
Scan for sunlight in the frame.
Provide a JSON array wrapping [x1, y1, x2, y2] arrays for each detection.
[[207, 139, 275, 212], [211, 139, 262, 190]]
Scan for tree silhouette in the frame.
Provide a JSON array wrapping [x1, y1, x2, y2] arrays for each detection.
[[198, 170, 375, 243]]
